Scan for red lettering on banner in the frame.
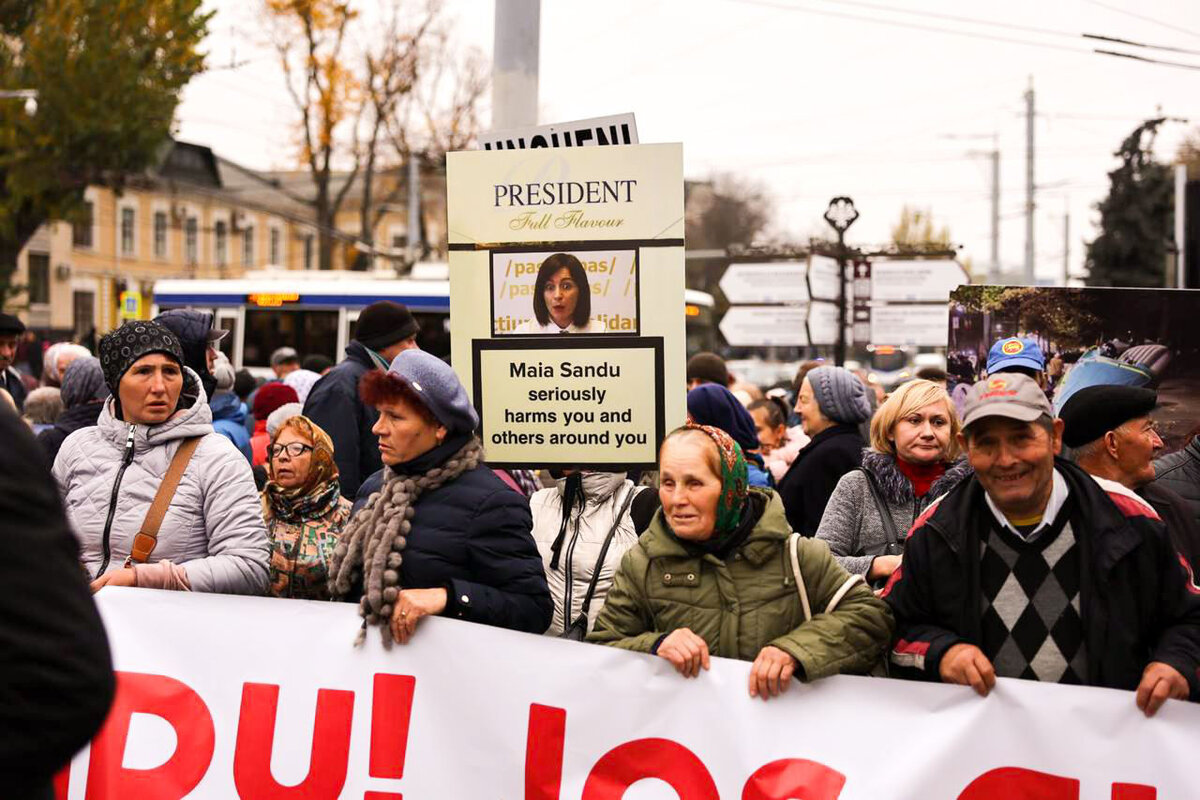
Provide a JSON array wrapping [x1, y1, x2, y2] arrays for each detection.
[[1112, 784, 1156, 800], [741, 758, 847, 799], [364, 673, 417, 800], [53, 765, 70, 799], [581, 738, 718, 800], [525, 704, 567, 800], [86, 671, 215, 799], [232, 682, 354, 798], [958, 767, 1079, 799]]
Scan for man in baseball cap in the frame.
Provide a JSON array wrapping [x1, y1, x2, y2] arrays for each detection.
[[884, 373, 1200, 718], [986, 336, 1048, 389]]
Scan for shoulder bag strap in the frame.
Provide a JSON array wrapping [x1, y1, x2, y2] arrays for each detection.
[[791, 531, 867, 619], [578, 485, 640, 617], [859, 467, 902, 549], [127, 436, 202, 566]]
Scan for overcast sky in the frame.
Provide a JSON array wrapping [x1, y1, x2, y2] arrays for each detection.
[[177, 0, 1200, 284]]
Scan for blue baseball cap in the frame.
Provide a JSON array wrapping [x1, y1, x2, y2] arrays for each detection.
[[986, 337, 1045, 374]]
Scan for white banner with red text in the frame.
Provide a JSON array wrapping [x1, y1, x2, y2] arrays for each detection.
[[60, 587, 1198, 799]]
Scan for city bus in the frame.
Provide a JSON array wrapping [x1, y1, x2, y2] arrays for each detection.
[[152, 266, 716, 376]]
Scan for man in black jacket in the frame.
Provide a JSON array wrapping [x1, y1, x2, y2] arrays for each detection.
[[1154, 434, 1200, 526], [0, 405, 114, 798], [883, 374, 1200, 718], [304, 301, 419, 498], [0, 312, 28, 411]]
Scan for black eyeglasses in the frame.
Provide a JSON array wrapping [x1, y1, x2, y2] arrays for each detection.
[[268, 442, 314, 459]]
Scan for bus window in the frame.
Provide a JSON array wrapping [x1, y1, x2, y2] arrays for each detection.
[[347, 311, 450, 360], [244, 309, 338, 367]]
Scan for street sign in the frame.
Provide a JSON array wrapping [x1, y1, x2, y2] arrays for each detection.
[[718, 262, 809, 304], [480, 113, 638, 150], [118, 290, 142, 320], [719, 305, 808, 347], [807, 301, 842, 346], [870, 259, 969, 302], [869, 303, 950, 347], [807, 255, 841, 301]]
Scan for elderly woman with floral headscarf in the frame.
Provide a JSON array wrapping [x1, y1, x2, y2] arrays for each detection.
[[590, 423, 893, 699], [261, 415, 353, 599]]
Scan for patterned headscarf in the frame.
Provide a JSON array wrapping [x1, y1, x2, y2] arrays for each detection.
[[681, 421, 749, 538], [263, 415, 340, 522]]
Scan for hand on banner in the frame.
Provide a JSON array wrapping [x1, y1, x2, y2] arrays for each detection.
[[657, 628, 711, 677], [390, 588, 448, 644], [939, 643, 996, 697], [90, 568, 137, 593], [748, 646, 799, 701], [1136, 662, 1189, 718]]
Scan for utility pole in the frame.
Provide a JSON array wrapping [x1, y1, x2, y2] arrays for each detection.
[[1062, 197, 1070, 286], [1024, 77, 1036, 285], [407, 154, 422, 268], [492, 0, 540, 130], [990, 143, 1000, 283]]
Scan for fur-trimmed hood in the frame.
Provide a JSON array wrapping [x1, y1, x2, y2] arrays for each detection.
[[859, 449, 973, 506]]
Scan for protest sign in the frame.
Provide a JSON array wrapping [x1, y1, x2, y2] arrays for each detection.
[[480, 112, 638, 151], [447, 143, 685, 469], [62, 588, 1200, 799], [949, 286, 1200, 454]]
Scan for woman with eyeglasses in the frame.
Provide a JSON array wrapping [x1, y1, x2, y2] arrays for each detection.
[[261, 415, 353, 599]]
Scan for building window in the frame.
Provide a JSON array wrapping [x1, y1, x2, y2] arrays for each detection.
[[269, 227, 281, 265], [215, 220, 228, 266], [391, 233, 408, 249], [120, 207, 135, 255], [242, 227, 254, 267], [154, 211, 168, 258], [304, 234, 314, 270], [185, 217, 198, 264], [27, 253, 50, 304], [73, 201, 94, 248]]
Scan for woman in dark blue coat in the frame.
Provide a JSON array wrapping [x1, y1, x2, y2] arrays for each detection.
[[330, 350, 551, 644]]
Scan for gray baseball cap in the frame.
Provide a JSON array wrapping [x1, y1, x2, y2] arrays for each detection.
[[960, 373, 1053, 430]]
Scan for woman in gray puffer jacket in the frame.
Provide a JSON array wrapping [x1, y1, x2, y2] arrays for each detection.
[[53, 321, 269, 594], [816, 379, 972, 584]]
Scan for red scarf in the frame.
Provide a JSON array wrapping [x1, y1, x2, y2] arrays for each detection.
[[896, 458, 946, 498]]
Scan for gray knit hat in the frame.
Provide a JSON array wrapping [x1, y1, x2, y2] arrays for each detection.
[[60, 356, 109, 408], [806, 366, 871, 424], [387, 349, 479, 434]]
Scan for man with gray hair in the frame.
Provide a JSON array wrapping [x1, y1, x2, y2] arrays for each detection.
[[884, 373, 1200, 717], [1060, 385, 1200, 571]]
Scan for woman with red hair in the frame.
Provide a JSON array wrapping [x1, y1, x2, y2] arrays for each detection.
[[328, 350, 551, 644]]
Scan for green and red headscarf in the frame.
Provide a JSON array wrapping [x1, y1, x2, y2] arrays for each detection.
[[683, 421, 749, 538]]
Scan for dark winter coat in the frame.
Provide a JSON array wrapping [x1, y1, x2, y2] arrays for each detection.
[[1, 366, 26, 411], [1153, 436, 1200, 527], [303, 341, 382, 499], [352, 440, 552, 634], [883, 457, 1200, 698], [776, 423, 865, 536], [815, 450, 973, 576], [1140, 482, 1200, 574], [38, 401, 103, 465], [0, 407, 114, 798]]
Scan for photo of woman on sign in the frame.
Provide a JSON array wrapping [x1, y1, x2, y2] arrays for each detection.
[[515, 253, 607, 334]]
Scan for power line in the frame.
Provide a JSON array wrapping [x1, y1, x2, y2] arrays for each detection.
[[1094, 49, 1200, 72], [718, 0, 1091, 55], [1081, 0, 1200, 42], [1083, 32, 1200, 57], [808, 0, 1079, 41]]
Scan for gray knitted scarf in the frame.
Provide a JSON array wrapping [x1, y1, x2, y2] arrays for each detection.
[[329, 436, 483, 645]]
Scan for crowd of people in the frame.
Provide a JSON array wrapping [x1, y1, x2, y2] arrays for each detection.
[[4, 304, 1200, 796]]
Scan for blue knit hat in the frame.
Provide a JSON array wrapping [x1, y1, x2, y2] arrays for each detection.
[[387, 350, 479, 434], [806, 366, 871, 424]]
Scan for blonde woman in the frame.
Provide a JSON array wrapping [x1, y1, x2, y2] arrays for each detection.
[[815, 379, 972, 583]]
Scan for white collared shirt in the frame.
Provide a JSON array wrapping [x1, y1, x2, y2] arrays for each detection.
[[984, 468, 1070, 541]]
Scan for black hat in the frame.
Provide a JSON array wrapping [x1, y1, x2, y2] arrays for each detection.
[[98, 321, 185, 394], [1060, 385, 1157, 448], [0, 312, 25, 336], [354, 301, 419, 350], [686, 352, 729, 386]]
